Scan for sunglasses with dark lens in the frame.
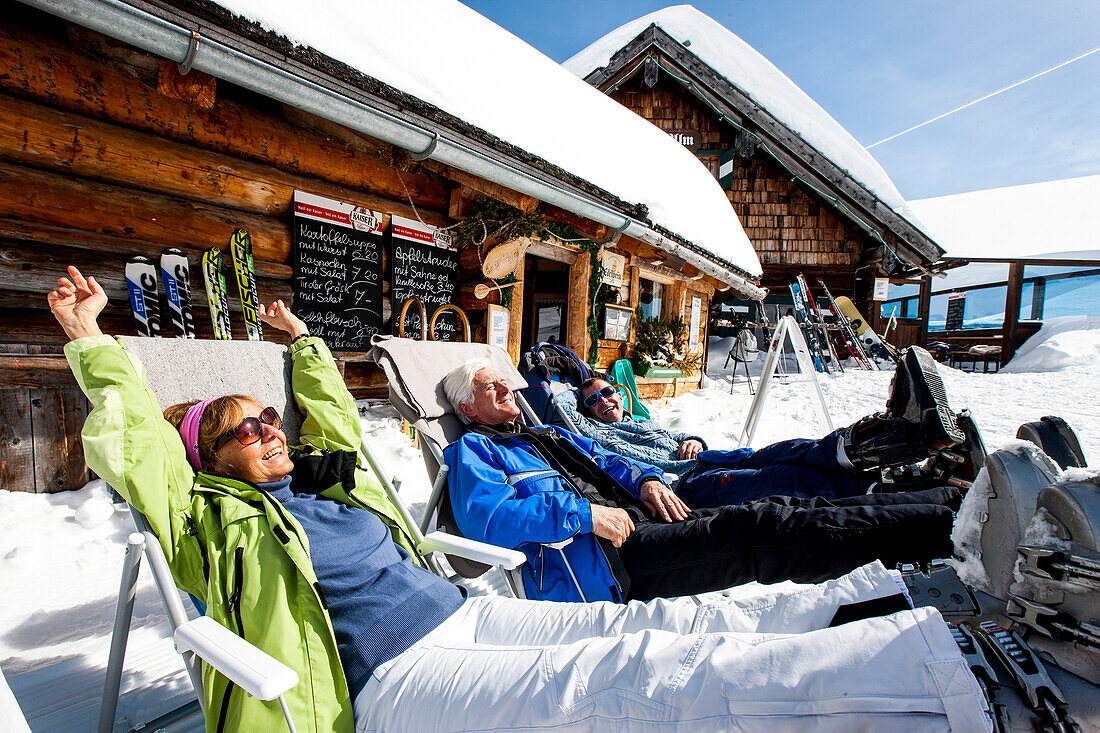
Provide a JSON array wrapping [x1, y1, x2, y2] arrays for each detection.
[[582, 385, 618, 409], [213, 406, 282, 452]]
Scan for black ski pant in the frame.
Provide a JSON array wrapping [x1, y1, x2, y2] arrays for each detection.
[[618, 486, 958, 601]]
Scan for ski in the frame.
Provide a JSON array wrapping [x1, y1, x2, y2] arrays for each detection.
[[202, 247, 232, 340], [229, 228, 262, 341], [124, 256, 162, 337], [159, 248, 196, 338], [788, 282, 826, 373], [816, 278, 876, 370], [797, 273, 843, 372]]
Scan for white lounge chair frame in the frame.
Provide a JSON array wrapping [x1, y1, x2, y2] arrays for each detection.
[[98, 337, 524, 733]]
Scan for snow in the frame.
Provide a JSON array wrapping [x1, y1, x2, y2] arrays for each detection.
[[1002, 316, 1100, 373], [5, 324, 1100, 728], [563, 5, 923, 229], [909, 174, 1100, 260], [949, 462, 995, 591], [203, 0, 761, 278]]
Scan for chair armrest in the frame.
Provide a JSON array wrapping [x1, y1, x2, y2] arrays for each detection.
[[417, 531, 526, 570], [174, 616, 298, 701]]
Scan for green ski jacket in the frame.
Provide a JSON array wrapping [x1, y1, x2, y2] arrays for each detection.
[[66, 334, 421, 733]]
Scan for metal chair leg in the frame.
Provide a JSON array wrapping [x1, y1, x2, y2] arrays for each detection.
[[99, 533, 145, 733]]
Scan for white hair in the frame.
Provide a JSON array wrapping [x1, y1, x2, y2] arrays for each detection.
[[443, 358, 493, 419]]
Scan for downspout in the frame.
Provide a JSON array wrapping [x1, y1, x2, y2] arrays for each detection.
[[20, 0, 764, 299]]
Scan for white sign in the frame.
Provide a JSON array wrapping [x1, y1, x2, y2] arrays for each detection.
[[293, 189, 382, 233], [600, 250, 626, 288], [689, 296, 702, 350], [487, 304, 510, 350], [873, 278, 890, 301]]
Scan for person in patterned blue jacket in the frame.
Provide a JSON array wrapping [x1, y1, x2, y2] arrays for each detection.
[[573, 347, 963, 509], [442, 358, 962, 604]]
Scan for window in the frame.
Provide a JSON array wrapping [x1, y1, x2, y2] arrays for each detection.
[[638, 278, 663, 320]]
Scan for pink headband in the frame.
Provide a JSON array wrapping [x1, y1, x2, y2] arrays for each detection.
[[179, 396, 224, 472]]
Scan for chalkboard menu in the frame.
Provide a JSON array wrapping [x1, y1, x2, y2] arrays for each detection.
[[389, 214, 460, 341], [945, 293, 966, 331], [292, 190, 384, 350]]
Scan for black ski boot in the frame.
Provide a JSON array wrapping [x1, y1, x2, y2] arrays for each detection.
[[842, 347, 964, 470], [886, 346, 965, 451]]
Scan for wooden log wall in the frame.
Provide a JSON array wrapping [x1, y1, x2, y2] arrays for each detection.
[[0, 12, 735, 491], [0, 14, 457, 490], [609, 73, 871, 296]]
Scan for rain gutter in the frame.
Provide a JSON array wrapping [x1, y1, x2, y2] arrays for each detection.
[[19, 0, 765, 299]]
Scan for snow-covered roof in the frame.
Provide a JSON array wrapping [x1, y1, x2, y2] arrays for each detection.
[[564, 5, 923, 230], [909, 175, 1100, 260], [207, 0, 762, 279]]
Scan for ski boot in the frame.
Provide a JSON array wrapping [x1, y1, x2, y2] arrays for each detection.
[[877, 410, 986, 493], [886, 346, 965, 451], [842, 347, 964, 470]]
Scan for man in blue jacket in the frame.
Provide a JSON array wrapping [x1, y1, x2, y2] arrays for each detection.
[[442, 358, 962, 603]]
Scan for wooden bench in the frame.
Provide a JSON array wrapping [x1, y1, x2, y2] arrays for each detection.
[[948, 349, 1001, 373]]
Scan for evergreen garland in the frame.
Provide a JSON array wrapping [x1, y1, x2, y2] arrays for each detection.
[[453, 196, 547, 249]]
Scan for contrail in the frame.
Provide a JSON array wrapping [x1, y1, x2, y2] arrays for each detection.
[[867, 45, 1100, 149]]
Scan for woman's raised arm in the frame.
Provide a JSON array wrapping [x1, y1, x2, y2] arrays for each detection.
[[259, 300, 362, 452], [48, 265, 107, 341]]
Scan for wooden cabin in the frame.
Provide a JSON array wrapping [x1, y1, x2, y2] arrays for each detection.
[[0, 2, 762, 493], [566, 9, 944, 307]]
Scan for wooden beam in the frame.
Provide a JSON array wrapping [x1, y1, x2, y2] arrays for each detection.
[[628, 256, 641, 347], [0, 160, 292, 263], [0, 236, 293, 314], [30, 383, 89, 492], [1001, 261, 1025, 366], [448, 185, 468, 220], [917, 276, 931, 348], [0, 219, 292, 281], [942, 257, 1100, 267], [506, 264, 525, 364], [444, 167, 540, 213], [527, 239, 578, 264], [0, 93, 448, 225], [540, 204, 608, 242], [0, 354, 79, 390], [0, 23, 449, 210], [567, 252, 592, 362]]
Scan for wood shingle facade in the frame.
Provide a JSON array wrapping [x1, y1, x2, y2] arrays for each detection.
[[576, 22, 944, 302]]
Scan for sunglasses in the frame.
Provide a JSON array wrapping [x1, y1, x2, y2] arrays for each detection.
[[582, 386, 618, 409], [213, 406, 282, 452]]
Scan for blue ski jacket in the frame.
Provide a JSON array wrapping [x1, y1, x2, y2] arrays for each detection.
[[443, 425, 664, 602]]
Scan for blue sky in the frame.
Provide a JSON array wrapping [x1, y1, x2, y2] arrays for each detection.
[[463, 1, 1100, 200]]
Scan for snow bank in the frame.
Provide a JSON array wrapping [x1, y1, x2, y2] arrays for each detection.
[[910, 175, 1100, 260], [1002, 315, 1100, 373], [0, 480, 196, 731], [564, 5, 921, 228], [207, 0, 761, 277]]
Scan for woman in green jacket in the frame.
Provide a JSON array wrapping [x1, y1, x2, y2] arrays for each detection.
[[51, 266, 988, 733]]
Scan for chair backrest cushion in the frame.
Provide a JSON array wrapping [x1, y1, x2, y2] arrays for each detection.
[[120, 336, 304, 444], [366, 336, 525, 446]]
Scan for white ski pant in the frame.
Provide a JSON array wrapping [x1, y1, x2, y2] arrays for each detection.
[[355, 562, 989, 733]]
